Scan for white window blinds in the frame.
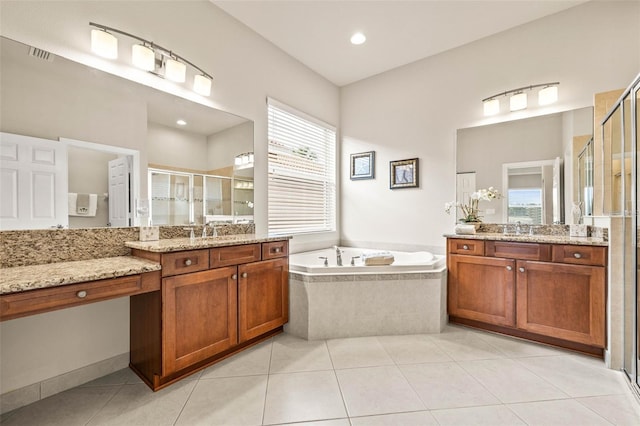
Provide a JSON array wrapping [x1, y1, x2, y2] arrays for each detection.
[[267, 99, 336, 235]]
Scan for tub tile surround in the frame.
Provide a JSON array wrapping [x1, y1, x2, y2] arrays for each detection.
[[287, 269, 447, 340]]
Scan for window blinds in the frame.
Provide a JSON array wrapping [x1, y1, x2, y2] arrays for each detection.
[[267, 99, 336, 235]]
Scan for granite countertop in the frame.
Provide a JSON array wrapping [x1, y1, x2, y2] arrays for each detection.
[[0, 256, 161, 295], [443, 232, 608, 247], [125, 233, 292, 253]]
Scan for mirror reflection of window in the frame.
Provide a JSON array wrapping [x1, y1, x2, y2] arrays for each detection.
[[507, 188, 543, 224]]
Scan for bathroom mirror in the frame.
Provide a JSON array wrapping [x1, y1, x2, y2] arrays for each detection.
[[456, 107, 593, 224], [0, 36, 254, 230]]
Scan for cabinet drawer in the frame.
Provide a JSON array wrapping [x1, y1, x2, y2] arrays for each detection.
[[262, 240, 289, 260], [448, 239, 484, 256], [162, 250, 209, 277], [485, 241, 551, 261], [552, 245, 607, 266], [1, 275, 144, 321], [210, 244, 261, 267]]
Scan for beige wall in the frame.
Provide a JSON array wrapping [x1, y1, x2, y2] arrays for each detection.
[[341, 1, 640, 251], [0, 0, 340, 396], [207, 121, 254, 173], [147, 122, 209, 172]]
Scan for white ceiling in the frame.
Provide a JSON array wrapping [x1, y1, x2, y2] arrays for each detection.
[[213, 0, 587, 87]]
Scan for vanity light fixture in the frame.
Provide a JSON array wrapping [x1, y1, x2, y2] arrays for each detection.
[[91, 28, 118, 59], [509, 92, 527, 111], [538, 85, 559, 105], [482, 82, 559, 116], [89, 22, 214, 96], [234, 152, 255, 169], [131, 44, 155, 71]]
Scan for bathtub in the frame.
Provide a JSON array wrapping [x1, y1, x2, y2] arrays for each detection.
[[286, 247, 448, 340], [290, 247, 445, 274]]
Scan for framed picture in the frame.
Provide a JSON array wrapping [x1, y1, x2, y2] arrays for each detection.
[[390, 158, 419, 189], [350, 151, 375, 180]]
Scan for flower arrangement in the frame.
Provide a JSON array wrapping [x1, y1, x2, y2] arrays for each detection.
[[445, 187, 501, 223]]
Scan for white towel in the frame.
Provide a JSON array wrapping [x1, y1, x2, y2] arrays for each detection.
[[455, 224, 477, 235], [68, 193, 98, 217], [361, 251, 395, 266]]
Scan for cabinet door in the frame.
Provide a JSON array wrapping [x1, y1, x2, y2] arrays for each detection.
[[238, 258, 289, 343], [448, 254, 516, 327], [163, 266, 237, 374], [516, 260, 605, 347]]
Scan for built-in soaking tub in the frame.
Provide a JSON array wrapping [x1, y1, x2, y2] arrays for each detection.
[[286, 247, 448, 340]]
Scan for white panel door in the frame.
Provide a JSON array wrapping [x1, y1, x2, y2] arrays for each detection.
[[456, 172, 476, 222], [108, 157, 130, 227], [0, 132, 68, 230]]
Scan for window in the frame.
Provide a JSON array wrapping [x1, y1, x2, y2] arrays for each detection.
[[267, 99, 336, 235], [507, 188, 542, 224]]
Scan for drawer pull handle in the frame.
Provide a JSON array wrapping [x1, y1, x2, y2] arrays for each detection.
[[241, 272, 248, 278], [76, 290, 87, 298], [462, 245, 469, 250], [274, 247, 281, 253], [506, 266, 512, 271], [519, 267, 525, 273], [184, 259, 192, 266], [573, 253, 582, 259], [232, 274, 237, 280]]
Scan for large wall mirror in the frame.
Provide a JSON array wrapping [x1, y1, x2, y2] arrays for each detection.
[[456, 107, 593, 224], [0, 36, 253, 230]]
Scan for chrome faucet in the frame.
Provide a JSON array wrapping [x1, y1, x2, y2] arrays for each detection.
[[515, 221, 522, 235], [202, 222, 217, 238], [334, 246, 343, 266]]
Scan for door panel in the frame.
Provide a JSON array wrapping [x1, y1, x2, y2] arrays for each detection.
[[162, 266, 237, 374], [108, 157, 130, 227], [238, 258, 288, 342], [448, 254, 516, 327], [0, 132, 68, 229], [516, 260, 605, 347]]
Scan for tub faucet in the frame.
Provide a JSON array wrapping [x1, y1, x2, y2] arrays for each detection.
[[334, 246, 343, 266]]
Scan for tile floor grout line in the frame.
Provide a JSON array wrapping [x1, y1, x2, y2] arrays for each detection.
[[572, 396, 619, 425], [82, 383, 126, 426], [324, 338, 352, 421], [260, 337, 275, 426], [171, 376, 200, 426]]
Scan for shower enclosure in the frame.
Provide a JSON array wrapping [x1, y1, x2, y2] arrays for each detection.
[[602, 73, 640, 395]]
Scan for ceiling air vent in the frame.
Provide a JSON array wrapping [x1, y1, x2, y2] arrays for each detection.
[[28, 46, 54, 62]]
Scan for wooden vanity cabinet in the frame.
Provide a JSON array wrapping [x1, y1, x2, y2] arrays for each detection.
[[130, 240, 289, 390], [447, 238, 607, 355], [162, 266, 238, 374], [447, 254, 516, 327]]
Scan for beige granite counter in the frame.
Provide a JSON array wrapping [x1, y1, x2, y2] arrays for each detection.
[[125, 233, 292, 253], [0, 256, 161, 295], [443, 232, 608, 247]]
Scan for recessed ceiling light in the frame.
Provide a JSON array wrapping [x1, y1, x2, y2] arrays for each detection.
[[176, 119, 187, 126], [350, 32, 366, 45]]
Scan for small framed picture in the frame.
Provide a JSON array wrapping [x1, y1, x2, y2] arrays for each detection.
[[390, 158, 419, 189], [350, 151, 375, 180]]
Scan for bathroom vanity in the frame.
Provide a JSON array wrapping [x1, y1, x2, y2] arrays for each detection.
[[126, 236, 289, 390], [445, 234, 607, 356]]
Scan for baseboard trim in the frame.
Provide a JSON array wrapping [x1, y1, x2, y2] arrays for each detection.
[[1, 352, 129, 414]]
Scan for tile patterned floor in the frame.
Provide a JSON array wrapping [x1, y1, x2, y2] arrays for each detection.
[[2, 325, 639, 425]]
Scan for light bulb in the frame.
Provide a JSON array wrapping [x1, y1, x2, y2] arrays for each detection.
[[91, 29, 118, 59], [165, 58, 186, 82], [132, 44, 155, 71], [483, 98, 500, 116], [538, 85, 558, 105], [350, 32, 366, 45], [510, 92, 527, 111], [193, 74, 212, 96]]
